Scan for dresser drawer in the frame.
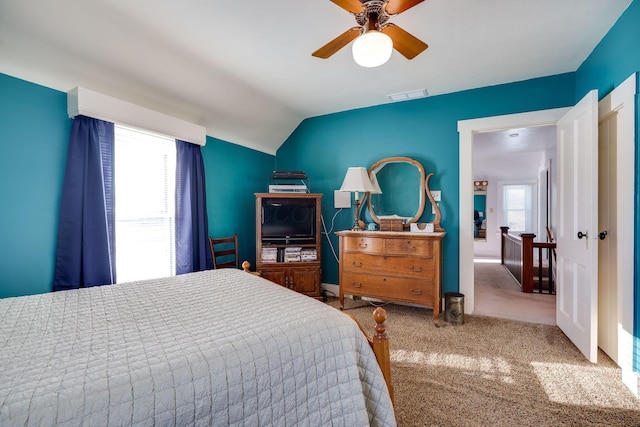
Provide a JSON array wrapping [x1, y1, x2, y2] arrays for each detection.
[[342, 272, 434, 306], [343, 236, 383, 254], [342, 253, 435, 279], [384, 238, 434, 257]]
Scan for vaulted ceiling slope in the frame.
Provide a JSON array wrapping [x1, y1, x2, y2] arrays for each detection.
[[0, 0, 632, 154]]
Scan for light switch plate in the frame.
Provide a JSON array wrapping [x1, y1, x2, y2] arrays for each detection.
[[334, 190, 351, 209], [431, 190, 441, 202]]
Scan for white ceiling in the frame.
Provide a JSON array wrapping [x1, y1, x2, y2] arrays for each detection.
[[473, 125, 557, 181], [0, 0, 631, 154]]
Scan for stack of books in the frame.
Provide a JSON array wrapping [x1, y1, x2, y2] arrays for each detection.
[[284, 247, 301, 262], [261, 247, 278, 263], [300, 248, 317, 262]]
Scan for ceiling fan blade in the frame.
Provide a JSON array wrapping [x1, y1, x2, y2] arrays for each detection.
[[385, 0, 424, 15], [312, 27, 362, 59], [330, 0, 365, 14], [382, 23, 428, 59]]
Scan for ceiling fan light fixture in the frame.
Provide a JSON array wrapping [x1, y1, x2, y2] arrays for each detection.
[[352, 30, 393, 67]]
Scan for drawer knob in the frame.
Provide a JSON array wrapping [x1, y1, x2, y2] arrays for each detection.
[[410, 288, 423, 295], [358, 242, 368, 248], [351, 261, 363, 267], [410, 265, 423, 272], [352, 282, 363, 288]]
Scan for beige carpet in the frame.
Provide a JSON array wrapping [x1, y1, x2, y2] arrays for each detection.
[[328, 299, 640, 427], [474, 259, 556, 325]]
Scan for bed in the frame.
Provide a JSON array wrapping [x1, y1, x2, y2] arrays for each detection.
[[0, 268, 395, 426]]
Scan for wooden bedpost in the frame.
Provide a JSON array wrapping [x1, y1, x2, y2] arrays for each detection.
[[241, 261, 261, 277], [372, 307, 394, 404], [242, 261, 251, 273], [342, 307, 394, 404]]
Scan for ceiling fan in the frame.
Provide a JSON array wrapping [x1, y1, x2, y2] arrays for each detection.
[[312, 0, 428, 67]]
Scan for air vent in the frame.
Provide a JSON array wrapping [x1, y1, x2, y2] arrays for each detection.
[[387, 88, 428, 102]]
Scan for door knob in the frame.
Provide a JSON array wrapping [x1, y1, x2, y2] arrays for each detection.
[[599, 230, 608, 240], [577, 231, 588, 239]]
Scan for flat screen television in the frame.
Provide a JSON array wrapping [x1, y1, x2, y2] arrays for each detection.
[[261, 197, 316, 243]]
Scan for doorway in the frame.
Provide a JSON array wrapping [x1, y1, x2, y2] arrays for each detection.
[[471, 125, 556, 323], [459, 107, 569, 314], [459, 73, 637, 393]]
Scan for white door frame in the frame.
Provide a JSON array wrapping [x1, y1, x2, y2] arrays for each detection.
[[458, 75, 637, 394], [598, 73, 637, 394], [458, 108, 569, 314]]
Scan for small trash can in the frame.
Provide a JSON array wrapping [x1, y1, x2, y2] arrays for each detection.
[[445, 292, 465, 325]]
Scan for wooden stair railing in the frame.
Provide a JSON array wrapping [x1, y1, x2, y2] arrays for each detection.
[[500, 226, 524, 285], [500, 226, 556, 294]]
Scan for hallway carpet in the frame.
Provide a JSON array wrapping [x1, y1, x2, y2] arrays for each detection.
[[474, 259, 556, 325]]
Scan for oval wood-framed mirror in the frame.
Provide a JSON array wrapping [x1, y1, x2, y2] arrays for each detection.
[[367, 156, 426, 228]]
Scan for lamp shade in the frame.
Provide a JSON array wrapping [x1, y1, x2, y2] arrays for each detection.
[[339, 167, 376, 193], [352, 31, 393, 68], [368, 171, 383, 194]]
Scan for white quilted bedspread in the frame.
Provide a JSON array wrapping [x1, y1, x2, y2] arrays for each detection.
[[0, 269, 395, 426]]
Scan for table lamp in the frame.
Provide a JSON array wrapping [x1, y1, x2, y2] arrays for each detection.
[[339, 167, 379, 231]]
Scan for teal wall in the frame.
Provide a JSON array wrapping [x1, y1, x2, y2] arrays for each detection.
[[276, 73, 576, 292], [575, 0, 640, 101], [0, 73, 275, 298], [202, 136, 274, 269], [1, 0, 637, 313], [0, 74, 70, 298], [575, 0, 640, 371], [473, 195, 486, 217]]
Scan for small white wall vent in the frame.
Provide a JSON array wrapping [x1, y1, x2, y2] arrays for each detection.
[[387, 88, 428, 102], [67, 87, 206, 146]]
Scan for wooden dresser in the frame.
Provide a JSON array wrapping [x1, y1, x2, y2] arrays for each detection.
[[336, 230, 445, 324]]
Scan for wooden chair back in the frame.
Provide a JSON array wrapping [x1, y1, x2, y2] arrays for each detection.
[[209, 234, 239, 269]]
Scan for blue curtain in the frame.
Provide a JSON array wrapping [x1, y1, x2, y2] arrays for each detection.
[[175, 140, 211, 273], [53, 116, 116, 291]]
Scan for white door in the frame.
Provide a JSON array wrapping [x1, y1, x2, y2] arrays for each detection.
[[556, 90, 599, 363], [597, 110, 616, 362]]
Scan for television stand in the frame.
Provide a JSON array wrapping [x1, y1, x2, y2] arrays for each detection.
[[255, 193, 323, 299]]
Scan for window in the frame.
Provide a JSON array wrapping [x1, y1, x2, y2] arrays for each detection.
[[502, 183, 535, 233], [114, 126, 176, 282]]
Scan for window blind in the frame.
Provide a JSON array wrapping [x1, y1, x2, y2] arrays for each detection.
[[114, 125, 176, 282]]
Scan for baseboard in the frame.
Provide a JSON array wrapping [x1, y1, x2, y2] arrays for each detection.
[[322, 283, 340, 300]]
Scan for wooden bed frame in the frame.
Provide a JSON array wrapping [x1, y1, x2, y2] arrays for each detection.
[[242, 261, 393, 403], [344, 307, 394, 403]]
